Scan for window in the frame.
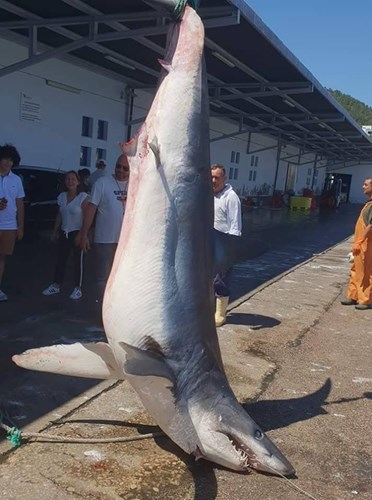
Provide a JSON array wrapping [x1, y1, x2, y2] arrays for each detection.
[[96, 148, 107, 162], [81, 116, 93, 137], [306, 177, 311, 186], [254, 156, 259, 167], [250, 156, 255, 167], [97, 119, 108, 140], [308, 168, 312, 175], [229, 167, 234, 180], [235, 152, 240, 164], [234, 168, 238, 180], [230, 151, 235, 163], [249, 170, 253, 181], [80, 146, 91, 167], [253, 171, 257, 181]]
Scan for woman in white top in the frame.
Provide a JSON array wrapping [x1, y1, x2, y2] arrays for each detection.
[[42, 171, 89, 300]]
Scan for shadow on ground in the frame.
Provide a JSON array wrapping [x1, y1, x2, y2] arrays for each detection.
[[227, 312, 280, 329]]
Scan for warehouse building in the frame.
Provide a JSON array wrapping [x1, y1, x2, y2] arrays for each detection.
[[0, 0, 371, 202]]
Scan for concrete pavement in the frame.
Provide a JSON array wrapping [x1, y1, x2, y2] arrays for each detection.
[[1, 235, 371, 500], [0, 204, 361, 429]]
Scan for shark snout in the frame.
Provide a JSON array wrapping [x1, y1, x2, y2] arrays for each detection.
[[191, 396, 295, 476]]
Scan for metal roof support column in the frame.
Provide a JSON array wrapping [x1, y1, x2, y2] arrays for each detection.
[[28, 25, 37, 57], [311, 153, 319, 189], [246, 131, 251, 154], [297, 148, 302, 170], [123, 87, 136, 142], [272, 137, 282, 193]]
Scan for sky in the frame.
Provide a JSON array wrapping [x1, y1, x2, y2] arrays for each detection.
[[244, 0, 372, 106]]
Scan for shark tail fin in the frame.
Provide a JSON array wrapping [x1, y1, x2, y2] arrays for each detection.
[[12, 342, 124, 380]]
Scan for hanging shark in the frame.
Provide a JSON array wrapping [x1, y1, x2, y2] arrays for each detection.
[[13, 3, 294, 476]]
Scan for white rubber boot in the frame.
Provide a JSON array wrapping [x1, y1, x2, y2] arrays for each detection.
[[215, 296, 229, 327]]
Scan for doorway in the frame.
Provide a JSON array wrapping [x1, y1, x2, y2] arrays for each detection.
[[285, 163, 297, 192], [323, 173, 352, 203]]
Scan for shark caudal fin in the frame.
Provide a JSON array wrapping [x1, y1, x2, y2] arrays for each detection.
[[12, 342, 124, 380]]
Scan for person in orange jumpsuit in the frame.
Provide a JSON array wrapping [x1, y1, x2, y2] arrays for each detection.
[[341, 177, 372, 310]]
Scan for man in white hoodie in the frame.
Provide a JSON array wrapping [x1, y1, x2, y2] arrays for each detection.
[[211, 164, 242, 327]]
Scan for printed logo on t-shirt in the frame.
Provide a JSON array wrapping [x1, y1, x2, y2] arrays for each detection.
[[114, 189, 127, 202]]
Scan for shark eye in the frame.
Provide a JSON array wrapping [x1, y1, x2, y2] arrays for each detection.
[[255, 429, 264, 440]]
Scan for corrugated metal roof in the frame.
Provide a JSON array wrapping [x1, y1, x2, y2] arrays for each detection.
[[0, 0, 371, 163]]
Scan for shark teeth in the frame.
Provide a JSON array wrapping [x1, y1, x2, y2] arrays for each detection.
[[229, 438, 251, 468]]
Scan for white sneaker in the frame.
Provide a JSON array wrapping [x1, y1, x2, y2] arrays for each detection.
[[42, 283, 60, 296], [0, 289, 8, 302], [69, 287, 82, 300]]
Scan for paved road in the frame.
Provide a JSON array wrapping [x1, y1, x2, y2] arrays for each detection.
[[0, 204, 361, 430]]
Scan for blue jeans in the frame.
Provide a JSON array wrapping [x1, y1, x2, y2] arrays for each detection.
[[213, 269, 231, 297]]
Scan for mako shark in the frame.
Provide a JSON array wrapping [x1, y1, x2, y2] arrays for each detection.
[[13, 3, 294, 476]]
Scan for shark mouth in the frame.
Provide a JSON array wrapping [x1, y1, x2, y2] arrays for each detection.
[[193, 431, 262, 472], [227, 432, 261, 470]]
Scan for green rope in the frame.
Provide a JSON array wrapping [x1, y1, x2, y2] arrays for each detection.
[[7, 427, 22, 447], [1, 416, 164, 447], [173, 0, 197, 19], [0, 412, 22, 447]]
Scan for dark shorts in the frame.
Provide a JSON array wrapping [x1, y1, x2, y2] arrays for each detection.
[[0, 230, 17, 255]]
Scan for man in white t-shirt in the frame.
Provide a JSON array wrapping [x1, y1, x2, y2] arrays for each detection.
[[211, 164, 242, 327], [80, 154, 129, 306], [0, 144, 25, 302]]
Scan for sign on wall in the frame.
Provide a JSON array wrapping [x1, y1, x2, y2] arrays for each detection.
[[20, 93, 41, 123]]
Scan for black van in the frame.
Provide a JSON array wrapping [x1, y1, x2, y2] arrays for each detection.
[[13, 166, 64, 237]]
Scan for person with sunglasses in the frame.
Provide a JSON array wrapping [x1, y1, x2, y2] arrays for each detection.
[[79, 155, 129, 310]]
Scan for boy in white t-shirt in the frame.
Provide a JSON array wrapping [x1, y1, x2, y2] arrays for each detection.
[[0, 144, 24, 302]]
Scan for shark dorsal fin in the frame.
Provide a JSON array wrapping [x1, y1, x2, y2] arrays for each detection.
[[158, 59, 173, 72], [120, 129, 141, 157]]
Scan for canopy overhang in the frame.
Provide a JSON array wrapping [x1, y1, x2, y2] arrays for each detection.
[[0, 0, 371, 163]]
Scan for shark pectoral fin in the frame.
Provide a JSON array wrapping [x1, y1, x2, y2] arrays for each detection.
[[212, 228, 241, 274], [119, 341, 178, 428], [12, 342, 124, 380], [119, 341, 174, 385]]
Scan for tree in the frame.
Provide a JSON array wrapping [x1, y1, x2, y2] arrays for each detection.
[[327, 89, 372, 126]]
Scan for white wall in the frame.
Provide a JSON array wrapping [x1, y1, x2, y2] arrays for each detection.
[[209, 117, 319, 196], [0, 39, 127, 173], [0, 37, 332, 198]]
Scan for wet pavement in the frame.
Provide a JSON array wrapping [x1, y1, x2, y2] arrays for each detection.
[[0, 204, 361, 430]]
